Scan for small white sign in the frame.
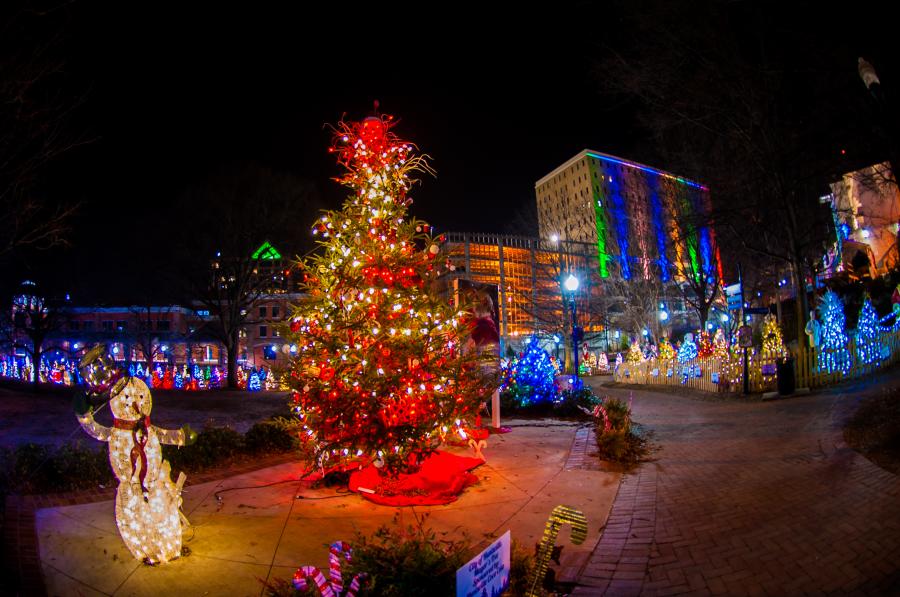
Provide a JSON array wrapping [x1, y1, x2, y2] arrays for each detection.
[[456, 530, 510, 597]]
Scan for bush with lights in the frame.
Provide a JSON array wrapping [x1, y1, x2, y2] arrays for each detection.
[[283, 114, 495, 474]]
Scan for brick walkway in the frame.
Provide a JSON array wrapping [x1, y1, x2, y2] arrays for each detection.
[[575, 378, 900, 596]]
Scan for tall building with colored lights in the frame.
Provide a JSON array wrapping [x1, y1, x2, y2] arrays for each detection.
[[442, 232, 695, 352], [535, 150, 720, 283]]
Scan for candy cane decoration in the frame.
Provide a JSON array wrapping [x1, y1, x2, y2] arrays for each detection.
[[526, 505, 588, 597], [293, 541, 368, 597], [293, 566, 333, 597], [592, 404, 612, 433], [468, 438, 487, 460]]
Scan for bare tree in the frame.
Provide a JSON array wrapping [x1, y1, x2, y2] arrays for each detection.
[[593, 0, 861, 347], [127, 303, 181, 369], [179, 163, 320, 388], [0, 2, 89, 259], [1, 281, 69, 389]]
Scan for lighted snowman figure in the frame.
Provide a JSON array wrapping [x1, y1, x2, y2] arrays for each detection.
[[75, 375, 196, 563]]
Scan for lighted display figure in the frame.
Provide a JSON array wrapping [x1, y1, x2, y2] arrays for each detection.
[[74, 376, 196, 563], [597, 352, 610, 372], [804, 310, 821, 348], [248, 370, 261, 392], [677, 333, 698, 363]]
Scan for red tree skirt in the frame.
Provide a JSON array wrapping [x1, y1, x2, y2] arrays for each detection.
[[348, 450, 484, 506]]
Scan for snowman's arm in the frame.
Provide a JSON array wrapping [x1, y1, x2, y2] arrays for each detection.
[[154, 426, 186, 446], [76, 412, 111, 442]]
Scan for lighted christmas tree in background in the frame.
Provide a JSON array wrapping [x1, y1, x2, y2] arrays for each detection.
[[697, 331, 715, 358], [761, 314, 787, 357], [284, 113, 494, 472], [818, 290, 851, 374], [856, 297, 884, 365], [500, 337, 558, 406], [657, 337, 675, 360], [247, 370, 261, 392], [626, 340, 644, 363]]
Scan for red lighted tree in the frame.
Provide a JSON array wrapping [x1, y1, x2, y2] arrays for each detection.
[[285, 114, 494, 473]]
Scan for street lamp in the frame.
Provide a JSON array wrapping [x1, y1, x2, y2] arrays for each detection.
[[564, 273, 580, 379]]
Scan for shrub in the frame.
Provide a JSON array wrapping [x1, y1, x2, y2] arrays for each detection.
[[501, 385, 599, 419], [593, 397, 654, 467], [0, 442, 112, 495], [245, 418, 299, 454], [162, 426, 245, 472], [345, 512, 471, 597]]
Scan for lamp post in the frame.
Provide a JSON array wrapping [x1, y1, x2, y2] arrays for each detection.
[[564, 273, 580, 379]]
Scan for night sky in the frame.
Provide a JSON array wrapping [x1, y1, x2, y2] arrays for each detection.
[[8, 1, 899, 302]]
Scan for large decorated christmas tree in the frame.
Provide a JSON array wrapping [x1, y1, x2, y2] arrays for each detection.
[[284, 113, 494, 473], [818, 290, 851, 374]]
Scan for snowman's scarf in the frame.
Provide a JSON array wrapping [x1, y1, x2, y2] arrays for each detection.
[[112, 402, 151, 501]]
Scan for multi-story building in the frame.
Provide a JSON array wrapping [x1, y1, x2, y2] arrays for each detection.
[[535, 150, 720, 283], [442, 232, 695, 353], [821, 161, 899, 277]]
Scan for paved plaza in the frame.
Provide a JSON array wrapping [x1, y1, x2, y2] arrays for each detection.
[[576, 377, 900, 596], [29, 420, 618, 596]]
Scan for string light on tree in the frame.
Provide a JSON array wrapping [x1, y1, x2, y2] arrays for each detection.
[[626, 340, 644, 363], [657, 337, 675, 360], [761, 314, 787, 357], [818, 290, 851, 374], [856, 297, 884, 365], [500, 336, 558, 406]]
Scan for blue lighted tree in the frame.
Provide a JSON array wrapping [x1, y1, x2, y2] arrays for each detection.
[[818, 290, 851, 374], [501, 337, 558, 406], [855, 297, 884, 365], [247, 370, 261, 392]]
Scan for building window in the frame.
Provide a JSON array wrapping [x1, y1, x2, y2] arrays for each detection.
[[102, 321, 113, 332], [259, 325, 268, 338], [259, 306, 267, 318], [263, 345, 277, 360], [68, 321, 80, 331], [271, 305, 280, 318], [206, 346, 214, 361], [156, 321, 170, 331], [116, 320, 127, 331], [272, 328, 280, 337], [83, 321, 94, 331]]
